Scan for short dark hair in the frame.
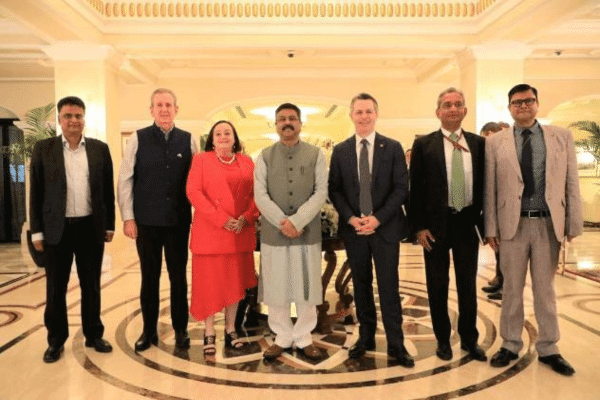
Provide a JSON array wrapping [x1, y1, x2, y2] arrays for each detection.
[[508, 84, 538, 103], [350, 93, 379, 113], [275, 103, 301, 120], [204, 120, 242, 153], [57, 96, 86, 113]]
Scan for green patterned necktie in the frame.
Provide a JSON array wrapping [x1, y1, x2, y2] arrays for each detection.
[[450, 132, 466, 211]]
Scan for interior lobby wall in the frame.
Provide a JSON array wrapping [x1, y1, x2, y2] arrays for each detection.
[[118, 77, 449, 150], [0, 82, 55, 120]]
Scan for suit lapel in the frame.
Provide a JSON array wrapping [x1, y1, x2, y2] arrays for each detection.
[[542, 125, 557, 183], [503, 127, 522, 179], [346, 136, 359, 186], [53, 136, 68, 198], [464, 131, 479, 182], [85, 138, 98, 186], [432, 130, 448, 189], [372, 133, 384, 180]]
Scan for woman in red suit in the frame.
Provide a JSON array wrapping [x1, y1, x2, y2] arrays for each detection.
[[186, 120, 258, 356]]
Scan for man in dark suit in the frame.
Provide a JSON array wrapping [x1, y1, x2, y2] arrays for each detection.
[[30, 96, 115, 363], [329, 93, 413, 367], [118, 88, 197, 351], [409, 87, 486, 362]]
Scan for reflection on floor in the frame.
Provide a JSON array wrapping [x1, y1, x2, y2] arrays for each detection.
[[1, 229, 600, 400]]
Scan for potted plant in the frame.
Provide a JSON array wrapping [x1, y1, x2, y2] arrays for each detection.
[[6, 103, 56, 267]]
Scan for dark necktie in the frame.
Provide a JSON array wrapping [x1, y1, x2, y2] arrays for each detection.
[[359, 139, 372, 216], [521, 129, 535, 197]]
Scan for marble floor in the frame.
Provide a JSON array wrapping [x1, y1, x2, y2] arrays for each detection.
[[1, 229, 599, 400]]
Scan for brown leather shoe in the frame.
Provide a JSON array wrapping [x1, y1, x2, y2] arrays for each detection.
[[299, 344, 322, 360], [264, 344, 286, 360]]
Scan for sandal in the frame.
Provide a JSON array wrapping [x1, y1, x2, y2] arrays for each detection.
[[203, 335, 216, 356], [224, 330, 245, 350]]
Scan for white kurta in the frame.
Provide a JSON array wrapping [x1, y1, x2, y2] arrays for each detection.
[[254, 148, 328, 306]]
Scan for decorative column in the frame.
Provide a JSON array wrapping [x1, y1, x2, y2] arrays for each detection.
[[42, 42, 122, 153], [457, 41, 532, 132]]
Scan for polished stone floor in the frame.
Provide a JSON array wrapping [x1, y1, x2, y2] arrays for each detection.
[[1, 229, 599, 400]]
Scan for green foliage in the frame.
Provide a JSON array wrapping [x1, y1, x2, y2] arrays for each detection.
[[570, 120, 600, 175], [3, 103, 56, 161], [570, 120, 600, 160]]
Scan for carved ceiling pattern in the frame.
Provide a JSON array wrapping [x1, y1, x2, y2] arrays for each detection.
[[87, 0, 497, 19]]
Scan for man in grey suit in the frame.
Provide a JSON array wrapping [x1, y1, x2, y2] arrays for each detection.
[[484, 84, 583, 376], [30, 96, 115, 363]]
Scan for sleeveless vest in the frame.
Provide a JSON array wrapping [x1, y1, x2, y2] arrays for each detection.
[[133, 124, 192, 226], [260, 141, 321, 246]]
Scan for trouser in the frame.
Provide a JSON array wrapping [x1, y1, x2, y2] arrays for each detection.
[[44, 216, 105, 347], [268, 303, 317, 348], [136, 224, 190, 335], [499, 217, 561, 357], [424, 208, 480, 346], [345, 233, 405, 349]]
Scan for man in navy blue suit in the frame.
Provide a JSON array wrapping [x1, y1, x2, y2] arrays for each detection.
[[329, 93, 413, 367]]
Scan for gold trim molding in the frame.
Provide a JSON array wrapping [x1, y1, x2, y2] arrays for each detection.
[[86, 1, 498, 19]]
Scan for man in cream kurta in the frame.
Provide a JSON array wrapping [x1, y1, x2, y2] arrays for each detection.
[[254, 103, 327, 360]]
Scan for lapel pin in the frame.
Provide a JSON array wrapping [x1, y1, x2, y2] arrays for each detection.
[[177, 153, 182, 158]]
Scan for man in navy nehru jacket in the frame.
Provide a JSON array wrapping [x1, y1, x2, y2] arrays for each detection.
[[118, 88, 198, 352]]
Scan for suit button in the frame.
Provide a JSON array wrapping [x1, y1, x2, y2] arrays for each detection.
[[289, 167, 293, 171], [289, 192, 293, 195]]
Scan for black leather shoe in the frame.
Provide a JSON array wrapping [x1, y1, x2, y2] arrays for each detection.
[[348, 336, 375, 359], [175, 331, 190, 349], [436, 342, 453, 360], [43, 345, 64, 363], [487, 290, 502, 300], [482, 282, 503, 293], [135, 332, 158, 352], [388, 345, 415, 368], [490, 348, 518, 367], [461, 343, 487, 361], [539, 354, 575, 376], [85, 338, 113, 353]]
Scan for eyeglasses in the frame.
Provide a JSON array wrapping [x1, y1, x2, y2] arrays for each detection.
[[440, 102, 464, 110], [510, 98, 536, 107]]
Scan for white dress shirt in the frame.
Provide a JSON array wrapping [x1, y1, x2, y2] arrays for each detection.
[[441, 127, 473, 207]]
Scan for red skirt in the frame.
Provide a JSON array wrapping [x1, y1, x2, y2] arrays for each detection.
[[190, 252, 257, 322]]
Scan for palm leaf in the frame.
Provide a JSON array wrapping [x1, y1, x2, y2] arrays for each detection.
[[22, 103, 56, 138], [569, 121, 600, 140]]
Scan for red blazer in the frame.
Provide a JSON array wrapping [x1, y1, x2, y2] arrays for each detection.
[[186, 151, 259, 255]]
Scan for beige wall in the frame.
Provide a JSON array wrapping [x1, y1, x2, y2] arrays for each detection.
[[2, 64, 600, 156], [0, 82, 55, 121]]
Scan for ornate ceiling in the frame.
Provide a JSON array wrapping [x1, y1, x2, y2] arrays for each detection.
[[0, 0, 599, 84]]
